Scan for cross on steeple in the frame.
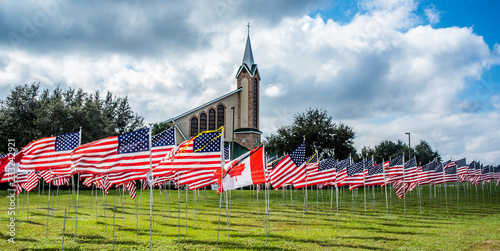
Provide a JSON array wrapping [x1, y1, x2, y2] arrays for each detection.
[[247, 23, 250, 35]]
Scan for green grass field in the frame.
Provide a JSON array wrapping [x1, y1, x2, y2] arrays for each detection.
[[0, 183, 499, 250]]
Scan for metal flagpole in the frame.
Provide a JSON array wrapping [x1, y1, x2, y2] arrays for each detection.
[[185, 184, 188, 235], [363, 159, 367, 228], [46, 182, 51, 239], [113, 197, 116, 251], [382, 158, 389, 222], [136, 185, 139, 239], [61, 209, 67, 250], [216, 127, 225, 250], [74, 127, 82, 244], [148, 126, 153, 251], [335, 154, 340, 232], [74, 173, 80, 244], [403, 155, 406, 220]]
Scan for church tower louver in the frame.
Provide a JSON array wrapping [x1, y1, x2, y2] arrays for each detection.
[[234, 26, 261, 150]]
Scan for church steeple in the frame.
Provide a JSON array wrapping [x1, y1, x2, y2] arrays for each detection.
[[242, 23, 255, 69], [234, 24, 261, 150], [236, 23, 259, 79]]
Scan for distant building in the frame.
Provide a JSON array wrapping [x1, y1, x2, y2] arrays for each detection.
[[166, 29, 261, 158]]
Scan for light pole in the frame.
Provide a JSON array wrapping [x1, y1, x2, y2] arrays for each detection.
[[405, 132, 411, 159], [231, 106, 235, 160]]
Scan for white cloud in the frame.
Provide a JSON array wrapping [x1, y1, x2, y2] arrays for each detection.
[[424, 4, 440, 24], [263, 83, 285, 98]]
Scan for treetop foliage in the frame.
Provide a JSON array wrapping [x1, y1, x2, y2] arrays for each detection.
[[0, 83, 144, 153], [264, 108, 356, 160]]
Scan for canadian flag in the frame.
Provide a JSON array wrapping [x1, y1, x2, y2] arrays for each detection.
[[216, 146, 265, 192]]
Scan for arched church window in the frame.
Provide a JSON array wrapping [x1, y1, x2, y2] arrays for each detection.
[[253, 78, 258, 128], [217, 105, 225, 129], [190, 117, 198, 136], [199, 113, 207, 132], [209, 109, 216, 130]]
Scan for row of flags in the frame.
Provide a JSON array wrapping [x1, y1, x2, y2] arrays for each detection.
[[1, 128, 500, 200]]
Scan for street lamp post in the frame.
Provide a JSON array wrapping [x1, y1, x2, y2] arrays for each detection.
[[405, 132, 411, 159], [231, 106, 235, 160]]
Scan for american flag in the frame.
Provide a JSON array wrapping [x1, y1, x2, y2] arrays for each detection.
[[494, 165, 500, 186], [403, 157, 419, 183], [345, 159, 365, 190], [292, 154, 317, 188], [384, 155, 404, 185], [19, 132, 80, 172], [153, 130, 223, 176], [126, 180, 137, 199], [365, 162, 385, 186], [473, 162, 483, 186], [467, 161, 477, 183], [265, 155, 282, 184], [22, 171, 40, 192], [335, 157, 351, 186], [108, 128, 176, 185], [417, 159, 437, 185], [443, 160, 459, 183], [269, 141, 306, 189], [67, 128, 151, 175], [299, 157, 337, 188], [454, 158, 468, 182], [433, 162, 445, 184], [480, 165, 494, 182], [39, 170, 54, 183], [52, 175, 70, 186]]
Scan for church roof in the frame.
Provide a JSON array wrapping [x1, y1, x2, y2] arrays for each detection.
[[236, 32, 259, 79], [242, 34, 254, 68], [167, 87, 242, 121]]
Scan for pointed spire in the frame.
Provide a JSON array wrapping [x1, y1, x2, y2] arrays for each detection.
[[242, 23, 255, 68]]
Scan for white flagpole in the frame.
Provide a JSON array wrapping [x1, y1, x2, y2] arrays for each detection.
[[216, 128, 225, 250], [403, 155, 406, 220], [383, 158, 389, 222], [148, 126, 153, 251], [363, 158, 367, 228], [74, 128, 82, 244]]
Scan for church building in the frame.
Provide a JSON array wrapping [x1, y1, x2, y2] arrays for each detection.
[[166, 29, 261, 158]]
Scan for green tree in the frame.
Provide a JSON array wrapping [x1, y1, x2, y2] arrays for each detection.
[[0, 83, 144, 153], [264, 108, 356, 160], [152, 121, 172, 135], [361, 139, 440, 164], [413, 140, 440, 165]]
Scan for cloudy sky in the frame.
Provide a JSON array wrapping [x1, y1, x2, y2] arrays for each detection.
[[1, 0, 500, 164]]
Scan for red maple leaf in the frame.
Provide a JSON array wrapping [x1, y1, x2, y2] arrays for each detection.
[[227, 162, 246, 178]]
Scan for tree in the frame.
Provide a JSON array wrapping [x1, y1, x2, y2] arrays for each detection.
[[414, 140, 440, 165], [264, 108, 356, 160], [0, 83, 144, 153], [361, 139, 440, 164], [152, 121, 171, 135]]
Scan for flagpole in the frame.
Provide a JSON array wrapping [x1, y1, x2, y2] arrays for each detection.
[[216, 127, 225, 250], [335, 154, 340, 232], [403, 155, 406, 220], [46, 181, 51, 239], [363, 159, 367, 228], [74, 173, 80, 244], [383, 158, 388, 222], [74, 127, 82, 244], [148, 125, 153, 251]]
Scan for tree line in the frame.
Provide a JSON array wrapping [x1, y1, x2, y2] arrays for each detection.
[[264, 108, 440, 164], [0, 83, 144, 153]]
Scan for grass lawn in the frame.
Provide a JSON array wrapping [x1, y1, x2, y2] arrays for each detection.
[[0, 183, 499, 250]]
